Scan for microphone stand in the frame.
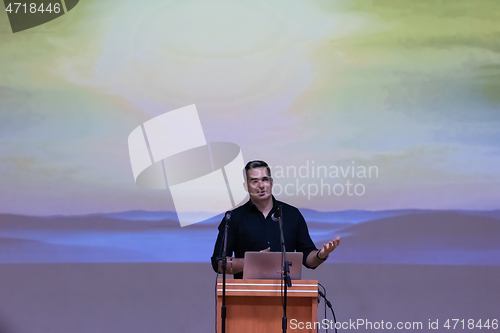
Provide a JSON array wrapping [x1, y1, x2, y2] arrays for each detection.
[[220, 212, 231, 333], [276, 206, 291, 333]]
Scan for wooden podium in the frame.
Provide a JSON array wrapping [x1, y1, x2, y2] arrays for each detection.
[[216, 279, 318, 333]]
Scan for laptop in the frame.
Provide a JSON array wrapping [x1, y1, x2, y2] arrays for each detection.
[[243, 252, 303, 280]]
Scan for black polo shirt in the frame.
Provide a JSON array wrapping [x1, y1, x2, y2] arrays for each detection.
[[211, 197, 318, 279]]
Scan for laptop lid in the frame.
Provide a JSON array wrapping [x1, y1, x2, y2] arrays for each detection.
[[243, 252, 303, 280]]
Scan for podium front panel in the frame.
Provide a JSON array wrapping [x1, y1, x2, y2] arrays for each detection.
[[217, 279, 318, 333]]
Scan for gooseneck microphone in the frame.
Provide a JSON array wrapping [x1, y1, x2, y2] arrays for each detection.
[[221, 211, 231, 261], [273, 205, 292, 333], [220, 211, 231, 333], [271, 206, 281, 222]]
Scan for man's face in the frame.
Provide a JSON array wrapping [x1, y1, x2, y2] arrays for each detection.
[[245, 167, 273, 202]]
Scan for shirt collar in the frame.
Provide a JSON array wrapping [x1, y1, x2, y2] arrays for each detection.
[[246, 195, 280, 213]]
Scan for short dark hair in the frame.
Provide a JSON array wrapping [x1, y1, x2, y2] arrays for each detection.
[[244, 160, 271, 182]]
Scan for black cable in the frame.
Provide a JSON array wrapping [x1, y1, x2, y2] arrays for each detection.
[[323, 285, 328, 333], [318, 283, 328, 333], [325, 301, 328, 333], [318, 282, 337, 333]]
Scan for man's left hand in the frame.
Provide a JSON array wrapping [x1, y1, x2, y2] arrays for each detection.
[[319, 236, 340, 259]]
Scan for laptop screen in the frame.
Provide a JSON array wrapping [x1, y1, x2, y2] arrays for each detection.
[[242, 252, 303, 280]]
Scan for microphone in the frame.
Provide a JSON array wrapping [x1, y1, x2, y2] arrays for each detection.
[[271, 206, 281, 221], [222, 211, 231, 257], [220, 210, 232, 333]]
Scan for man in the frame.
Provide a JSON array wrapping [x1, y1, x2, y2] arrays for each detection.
[[211, 160, 340, 278]]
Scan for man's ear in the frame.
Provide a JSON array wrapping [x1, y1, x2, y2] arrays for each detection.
[[243, 181, 248, 192]]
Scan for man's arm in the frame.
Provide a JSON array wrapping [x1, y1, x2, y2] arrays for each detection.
[[216, 257, 244, 274], [306, 237, 340, 268]]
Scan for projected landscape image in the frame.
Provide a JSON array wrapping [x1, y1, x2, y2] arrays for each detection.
[[1, 1, 500, 332], [1, 209, 499, 265], [1, 0, 499, 217]]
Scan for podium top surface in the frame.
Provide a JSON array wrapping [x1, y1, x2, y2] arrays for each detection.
[[216, 279, 318, 297]]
